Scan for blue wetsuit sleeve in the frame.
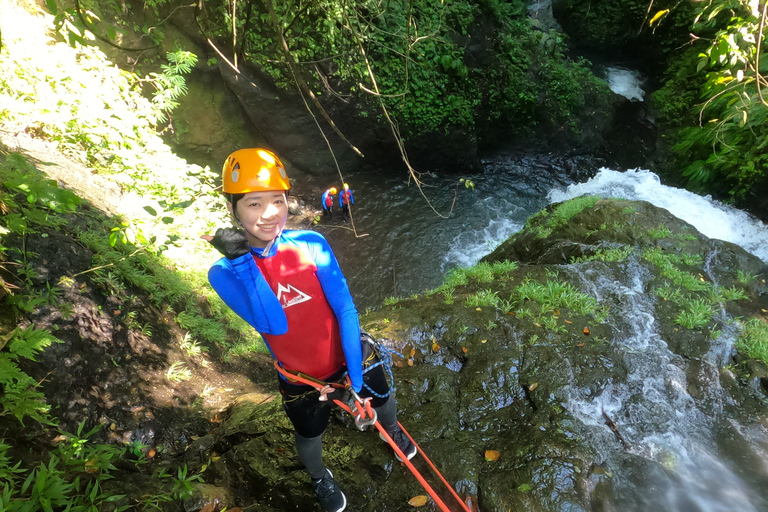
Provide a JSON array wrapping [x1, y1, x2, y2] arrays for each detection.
[[304, 233, 363, 392], [350, 191, 354, 205], [208, 254, 288, 336]]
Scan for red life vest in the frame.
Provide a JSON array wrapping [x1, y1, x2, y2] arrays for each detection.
[[252, 245, 344, 380], [325, 193, 333, 208]]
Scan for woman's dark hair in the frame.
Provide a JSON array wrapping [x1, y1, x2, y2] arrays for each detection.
[[226, 193, 244, 210]]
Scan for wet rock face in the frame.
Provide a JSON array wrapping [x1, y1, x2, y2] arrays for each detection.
[[208, 198, 768, 511]]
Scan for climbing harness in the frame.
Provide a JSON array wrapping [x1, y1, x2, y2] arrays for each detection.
[[274, 341, 472, 512]]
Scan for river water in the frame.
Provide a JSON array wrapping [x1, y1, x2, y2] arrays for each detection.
[[325, 162, 768, 311], [321, 157, 768, 510], [321, 154, 594, 310]]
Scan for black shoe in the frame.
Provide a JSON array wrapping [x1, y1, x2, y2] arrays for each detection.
[[379, 427, 417, 462], [312, 469, 347, 512]]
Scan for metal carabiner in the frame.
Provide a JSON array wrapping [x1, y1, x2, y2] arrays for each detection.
[[349, 387, 377, 430]]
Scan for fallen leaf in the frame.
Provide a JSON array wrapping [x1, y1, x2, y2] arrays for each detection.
[[408, 495, 429, 507], [84, 459, 98, 473], [147, 448, 156, 458], [410, 348, 416, 357], [462, 347, 468, 353], [553, 308, 560, 317], [577, 343, 584, 347], [582, 327, 591, 335], [485, 449, 501, 461], [276, 448, 285, 453], [113, 310, 121, 315], [480, 339, 487, 344], [528, 382, 538, 391], [404, 379, 415, 384], [407, 359, 414, 366], [507, 311, 516, 316], [533, 322, 542, 327], [475, 307, 482, 311], [564, 320, 573, 324], [674, 328, 679, 332], [762, 309, 767, 313], [432, 342, 440, 353]]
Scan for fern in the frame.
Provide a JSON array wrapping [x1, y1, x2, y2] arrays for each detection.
[[0, 327, 62, 425], [7, 327, 60, 359]]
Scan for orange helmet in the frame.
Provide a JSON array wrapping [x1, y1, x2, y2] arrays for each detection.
[[222, 148, 289, 194], [329, 187, 338, 195]]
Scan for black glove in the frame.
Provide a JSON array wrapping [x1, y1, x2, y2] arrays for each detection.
[[209, 227, 250, 259]]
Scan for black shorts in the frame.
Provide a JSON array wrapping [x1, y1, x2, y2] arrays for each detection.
[[278, 342, 390, 438]]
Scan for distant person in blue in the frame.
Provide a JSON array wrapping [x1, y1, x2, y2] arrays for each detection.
[[339, 183, 354, 222], [322, 187, 337, 221]]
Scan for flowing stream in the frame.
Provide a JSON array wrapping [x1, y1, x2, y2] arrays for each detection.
[[327, 163, 768, 310], [323, 158, 768, 510]]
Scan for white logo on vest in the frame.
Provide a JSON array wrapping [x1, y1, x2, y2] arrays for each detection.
[[276, 283, 312, 308]]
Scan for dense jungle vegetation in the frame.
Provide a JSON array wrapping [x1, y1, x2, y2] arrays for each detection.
[[43, 0, 768, 205]]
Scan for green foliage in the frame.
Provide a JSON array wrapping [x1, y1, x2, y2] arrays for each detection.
[[514, 278, 607, 321], [146, 51, 199, 124], [642, 248, 709, 291], [197, 0, 609, 139], [0, 422, 136, 512], [0, 327, 62, 425], [464, 289, 502, 308], [647, 225, 673, 239], [674, 297, 715, 329], [530, 195, 600, 239], [736, 318, 768, 365], [654, 0, 768, 201], [571, 246, 634, 264]]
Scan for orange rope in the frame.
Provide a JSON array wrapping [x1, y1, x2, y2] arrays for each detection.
[[273, 361, 471, 512]]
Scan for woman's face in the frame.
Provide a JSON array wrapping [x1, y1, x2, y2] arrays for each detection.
[[228, 190, 288, 247]]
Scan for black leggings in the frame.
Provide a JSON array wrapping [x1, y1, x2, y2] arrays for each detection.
[[278, 350, 390, 438]]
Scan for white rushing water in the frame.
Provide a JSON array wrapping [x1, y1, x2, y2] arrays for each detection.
[[606, 66, 645, 102], [564, 262, 763, 511], [549, 168, 768, 263]]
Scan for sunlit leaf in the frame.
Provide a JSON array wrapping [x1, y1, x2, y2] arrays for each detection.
[[649, 9, 669, 27], [485, 449, 500, 461], [582, 327, 590, 335], [408, 495, 429, 507]]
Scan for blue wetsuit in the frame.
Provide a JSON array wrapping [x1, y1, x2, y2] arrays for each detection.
[[208, 230, 363, 391]]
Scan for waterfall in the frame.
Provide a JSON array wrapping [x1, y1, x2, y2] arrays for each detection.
[[605, 66, 646, 102], [548, 168, 768, 263], [563, 261, 764, 511]]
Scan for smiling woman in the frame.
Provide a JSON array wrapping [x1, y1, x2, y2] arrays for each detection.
[[204, 147, 416, 512]]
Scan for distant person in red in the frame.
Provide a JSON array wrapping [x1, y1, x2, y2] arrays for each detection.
[[339, 183, 354, 222], [322, 187, 337, 221]]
